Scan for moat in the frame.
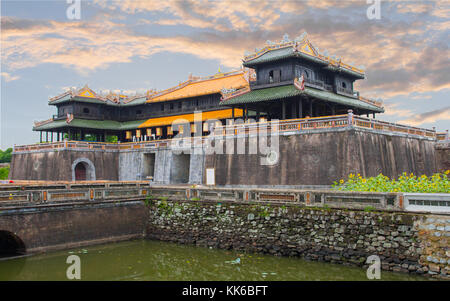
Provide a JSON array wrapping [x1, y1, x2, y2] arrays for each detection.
[[0, 240, 427, 281]]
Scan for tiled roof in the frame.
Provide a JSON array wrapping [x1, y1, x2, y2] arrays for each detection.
[[243, 33, 365, 79], [220, 85, 384, 112], [147, 72, 249, 103], [33, 118, 147, 131]]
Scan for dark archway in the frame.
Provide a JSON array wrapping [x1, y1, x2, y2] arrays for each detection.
[[71, 158, 96, 181], [0, 231, 26, 258], [74, 162, 87, 181]]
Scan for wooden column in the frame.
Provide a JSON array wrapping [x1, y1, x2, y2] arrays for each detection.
[[51, 132, 53, 142], [282, 101, 286, 120], [309, 100, 313, 117], [373, 113, 376, 118], [298, 99, 303, 118], [40, 131, 42, 143], [256, 109, 260, 122], [46, 131, 48, 142], [331, 105, 336, 116], [232, 107, 235, 120]]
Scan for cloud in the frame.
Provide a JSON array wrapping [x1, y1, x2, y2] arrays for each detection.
[[383, 103, 414, 118], [1, 72, 20, 82], [2, 0, 449, 100], [399, 106, 450, 126]]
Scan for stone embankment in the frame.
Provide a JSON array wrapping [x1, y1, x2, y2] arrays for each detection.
[[146, 200, 449, 279]]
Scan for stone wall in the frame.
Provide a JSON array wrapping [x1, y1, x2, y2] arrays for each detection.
[[9, 127, 439, 184], [9, 149, 118, 181], [205, 128, 437, 186], [0, 201, 148, 253], [146, 199, 449, 279], [435, 142, 450, 173]]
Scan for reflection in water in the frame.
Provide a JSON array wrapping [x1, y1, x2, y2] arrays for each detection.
[[0, 240, 428, 281]]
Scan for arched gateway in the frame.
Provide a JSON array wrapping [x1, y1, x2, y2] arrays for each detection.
[[71, 158, 96, 181], [0, 230, 26, 257]]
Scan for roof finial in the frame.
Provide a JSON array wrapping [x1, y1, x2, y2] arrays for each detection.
[[295, 31, 307, 42]]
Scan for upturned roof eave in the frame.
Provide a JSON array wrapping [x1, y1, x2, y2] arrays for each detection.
[[220, 85, 383, 112]]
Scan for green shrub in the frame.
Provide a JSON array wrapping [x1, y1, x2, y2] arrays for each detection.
[[333, 171, 450, 193], [0, 166, 9, 180]]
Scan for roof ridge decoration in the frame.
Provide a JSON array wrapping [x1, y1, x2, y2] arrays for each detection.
[[243, 32, 365, 75], [49, 85, 148, 105], [77, 85, 100, 99], [146, 69, 246, 101]]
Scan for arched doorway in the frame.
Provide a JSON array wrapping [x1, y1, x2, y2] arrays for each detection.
[[71, 158, 96, 181], [74, 163, 87, 181], [0, 231, 26, 258]]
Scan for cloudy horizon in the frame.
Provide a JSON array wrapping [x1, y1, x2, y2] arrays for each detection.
[[1, 0, 449, 148]]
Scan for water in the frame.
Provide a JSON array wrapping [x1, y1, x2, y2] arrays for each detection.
[[0, 240, 428, 281]]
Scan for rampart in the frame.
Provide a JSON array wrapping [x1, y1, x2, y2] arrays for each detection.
[[10, 116, 440, 185]]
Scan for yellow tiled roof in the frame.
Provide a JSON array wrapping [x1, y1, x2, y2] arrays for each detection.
[[138, 109, 243, 128], [147, 72, 249, 103]]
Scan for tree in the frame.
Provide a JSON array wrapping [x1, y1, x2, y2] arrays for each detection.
[[0, 148, 12, 163]]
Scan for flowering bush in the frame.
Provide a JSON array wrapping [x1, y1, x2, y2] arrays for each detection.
[[332, 171, 450, 193]]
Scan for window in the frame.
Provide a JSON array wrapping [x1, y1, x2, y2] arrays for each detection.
[[269, 70, 274, 83], [178, 102, 182, 109], [170, 103, 174, 110], [136, 110, 142, 115], [161, 104, 164, 111], [342, 82, 347, 88], [83, 108, 90, 114]]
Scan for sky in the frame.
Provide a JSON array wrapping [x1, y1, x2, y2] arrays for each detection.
[[1, 0, 449, 149]]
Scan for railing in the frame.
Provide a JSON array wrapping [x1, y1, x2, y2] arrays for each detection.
[[358, 96, 383, 108], [336, 86, 356, 97], [353, 116, 436, 137], [403, 193, 450, 213], [304, 78, 325, 90], [2, 183, 447, 213], [0, 181, 151, 208], [437, 132, 449, 141], [16, 114, 437, 153]]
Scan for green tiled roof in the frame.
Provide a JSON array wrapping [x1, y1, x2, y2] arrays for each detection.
[[33, 118, 147, 131], [243, 47, 327, 67], [244, 47, 295, 66], [243, 46, 364, 79], [220, 85, 384, 112], [121, 97, 147, 106]]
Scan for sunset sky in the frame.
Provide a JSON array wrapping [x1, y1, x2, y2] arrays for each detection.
[[1, 0, 449, 148]]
